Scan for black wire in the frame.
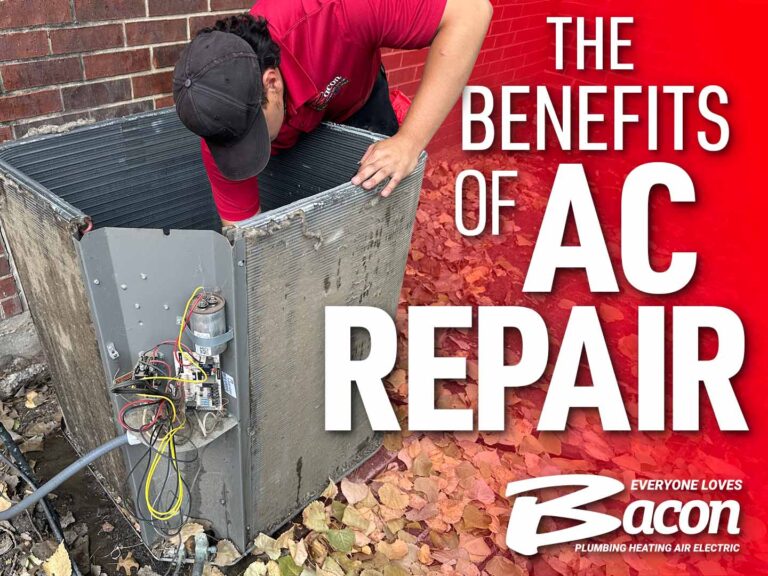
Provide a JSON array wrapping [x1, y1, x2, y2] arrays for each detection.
[[111, 380, 174, 400], [123, 420, 196, 539]]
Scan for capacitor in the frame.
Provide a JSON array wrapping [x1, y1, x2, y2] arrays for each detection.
[[188, 293, 229, 356]]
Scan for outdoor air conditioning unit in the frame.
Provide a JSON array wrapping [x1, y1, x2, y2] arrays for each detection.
[[0, 110, 425, 559]]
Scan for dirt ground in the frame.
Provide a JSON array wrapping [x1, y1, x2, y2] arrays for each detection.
[[0, 379, 165, 576]]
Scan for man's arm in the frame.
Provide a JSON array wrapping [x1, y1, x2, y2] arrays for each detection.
[[351, 0, 492, 196]]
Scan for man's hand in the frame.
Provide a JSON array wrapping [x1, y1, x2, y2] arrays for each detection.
[[351, 133, 422, 197]]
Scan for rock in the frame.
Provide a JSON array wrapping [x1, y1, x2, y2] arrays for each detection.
[[0, 312, 42, 362], [0, 361, 49, 401]]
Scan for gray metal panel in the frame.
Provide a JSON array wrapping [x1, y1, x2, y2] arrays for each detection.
[[236, 124, 425, 534], [78, 228, 250, 552], [0, 110, 219, 231]]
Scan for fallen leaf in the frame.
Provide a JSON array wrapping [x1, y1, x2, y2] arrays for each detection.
[[116, 552, 139, 575], [42, 542, 71, 576], [341, 478, 369, 505], [277, 555, 302, 576], [327, 529, 355, 553], [418, 544, 433, 565], [377, 539, 408, 560], [342, 505, 370, 532], [25, 391, 42, 409], [275, 526, 294, 550], [214, 539, 239, 565], [320, 479, 338, 499], [378, 483, 408, 511], [243, 562, 267, 576], [251, 533, 281, 560], [302, 500, 329, 532], [458, 533, 491, 563], [485, 555, 523, 576], [289, 538, 308, 566], [172, 522, 204, 546]]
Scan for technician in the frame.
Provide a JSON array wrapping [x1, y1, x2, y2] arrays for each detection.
[[172, 0, 492, 225]]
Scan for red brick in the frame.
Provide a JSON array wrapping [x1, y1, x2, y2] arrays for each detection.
[[148, 0, 207, 17], [62, 79, 131, 111], [0, 89, 62, 122], [153, 43, 186, 69], [50, 24, 125, 55], [1, 58, 82, 91], [189, 13, 239, 35], [90, 100, 152, 121], [74, 0, 145, 22], [132, 71, 173, 98], [125, 19, 187, 46], [400, 49, 428, 68], [1, 295, 23, 318], [84, 49, 151, 80], [381, 52, 402, 70], [154, 94, 175, 109], [0, 126, 12, 142], [386, 67, 416, 86], [0, 256, 9, 277], [0, 31, 49, 61], [0, 276, 16, 299], [0, 0, 71, 30], [210, 0, 253, 9]]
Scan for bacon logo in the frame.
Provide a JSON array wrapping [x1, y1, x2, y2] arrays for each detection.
[[309, 76, 350, 111], [505, 474, 741, 555]]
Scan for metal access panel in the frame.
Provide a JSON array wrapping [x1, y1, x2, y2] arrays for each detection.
[[0, 109, 425, 558]]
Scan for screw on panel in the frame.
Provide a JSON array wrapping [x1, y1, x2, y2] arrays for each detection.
[[106, 343, 119, 360], [120, 284, 128, 290], [163, 304, 170, 310], [237, 260, 244, 267], [93, 279, 100, 285], [134, 303, 140, 309], [140, 273, 148, 280]]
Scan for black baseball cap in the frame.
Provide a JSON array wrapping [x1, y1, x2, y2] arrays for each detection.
[[173, 31, 270, 181]]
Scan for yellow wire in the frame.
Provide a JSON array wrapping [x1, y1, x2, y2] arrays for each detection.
[[140, 394, 185, 520], [177, 286, 207, 378], [139, 287, 211, 521]]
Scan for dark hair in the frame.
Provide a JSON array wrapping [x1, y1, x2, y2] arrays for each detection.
[[200, 13, 281, 72]]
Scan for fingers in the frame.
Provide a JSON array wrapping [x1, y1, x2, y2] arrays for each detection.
[[360, 167, 393, 191], [359, 143, 376, 166], [352, 161, 384, 187], [381, 174, 402, 197]]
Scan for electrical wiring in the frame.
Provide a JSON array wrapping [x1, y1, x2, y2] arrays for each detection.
[[139, 394, 185, 521], [111, 287, 219, 532]]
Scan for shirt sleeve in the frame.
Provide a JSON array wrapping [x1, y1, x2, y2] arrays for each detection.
[[343, 0, 447, 50], [201, 140, 261, 222]]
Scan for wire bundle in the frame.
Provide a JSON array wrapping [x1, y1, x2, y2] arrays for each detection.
[[111, 287, 209, 537]]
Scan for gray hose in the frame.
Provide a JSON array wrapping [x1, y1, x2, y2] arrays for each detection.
[[0, 434, 130, 521]]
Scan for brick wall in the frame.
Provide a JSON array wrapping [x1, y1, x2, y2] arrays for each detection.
[[0, 230, 23, 320], [0, 0, 255, 140], [384, 0, 553, 151], [0, 0, 554, 320]]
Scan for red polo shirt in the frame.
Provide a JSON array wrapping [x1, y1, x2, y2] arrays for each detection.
[[201, 0, 447, 222]]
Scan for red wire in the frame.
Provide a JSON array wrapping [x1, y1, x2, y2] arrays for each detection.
[[148, 359, 172, 376], [118, 398, 163, 432]]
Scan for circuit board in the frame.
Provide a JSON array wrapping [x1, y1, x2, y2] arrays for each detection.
[[175, 352, 224, 411]]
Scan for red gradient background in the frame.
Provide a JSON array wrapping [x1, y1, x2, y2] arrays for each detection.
[[389, 0, 768, 573]]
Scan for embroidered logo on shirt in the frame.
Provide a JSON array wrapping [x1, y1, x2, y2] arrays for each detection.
[[308, 76, 350, 111]]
